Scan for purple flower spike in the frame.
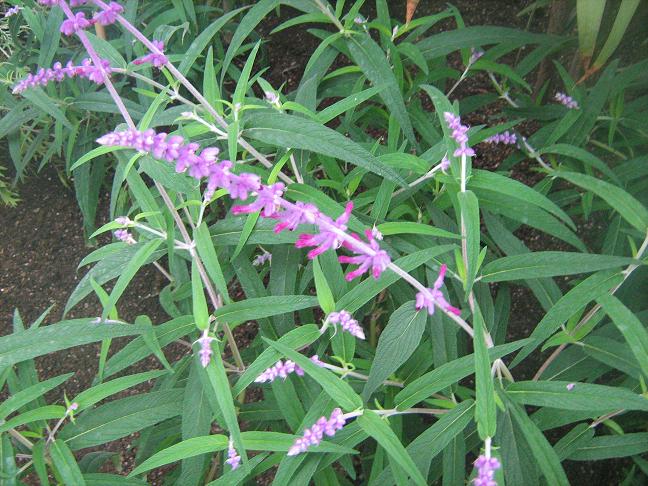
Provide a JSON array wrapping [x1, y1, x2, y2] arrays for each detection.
[[328, 310, 365, 340], [114, 229, 136, 245], [339, 229, 390, 281], [473, 455, 501, 486], [254, 355, 324, 383], [288, 408, 346, 456], [60, 11, 92, 36], [470, 48, 484, 64], [484, 131, 517, 145], [295, 202, 353, 259], [439, 156, 451, 173], [227, 172, 261, 201], [225, 439, 241, 470], [5, 6, 21, 17], [554, 92, 579, 109], [13, 58, 111, 94], [444, 112, 475, 158], [94, 1, 124, 26], [415, 264, 461, 316], [252, 250, 272, 266], [196, 329, 215, 368], [273, 202, 320, 234], [231, 183, 285, 218], [133, 40, 168, 68]]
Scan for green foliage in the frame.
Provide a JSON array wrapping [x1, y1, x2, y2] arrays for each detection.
[[2, 0, 647, 484]]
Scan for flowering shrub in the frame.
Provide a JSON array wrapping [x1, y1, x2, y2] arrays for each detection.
[[2, 0, 648, 485]]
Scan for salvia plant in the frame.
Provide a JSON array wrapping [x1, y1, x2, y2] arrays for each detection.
[[1, 0, 648, 485]]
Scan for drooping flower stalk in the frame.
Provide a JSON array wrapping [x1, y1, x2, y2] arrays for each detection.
[[254, 355, 324, 383], [95, 127, 472, 336], [484, 131, 517, 145], [339, 229, 390, 281], [554, 92, 579, 110], [288, 408, 347, 456], [12, 59, 111, 94]]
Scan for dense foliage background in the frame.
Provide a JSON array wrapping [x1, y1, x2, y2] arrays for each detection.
[[1, 0, 647, 485]]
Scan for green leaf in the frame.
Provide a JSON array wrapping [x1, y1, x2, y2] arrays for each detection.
[[195, 222, 231, 303], [50, 439, 86, 486], [556, 171, 648, 232], [102, 239, 162, 320], [577, 0, 606, 59], [363, 302, 426, 399], [377, 222, 459, 240], [568, 433, 648, 460], [471, 169, 574, 229], [245, 112, 406, 185], [512, 270, 623, 367], [220, 0, 275, 83], [504, 393, 569, 486], [201, 347, 245, 465], [313, 257, 336, 314], [60, 391, 182, 449], [416, 26, 558, 60], [481, 252, 635, 282], [459, 190, 480, 292], [0, 319, 147, 368], [357, 410, 427, 486], [539, 144, 618, 184], [506, 381, 648, 412], [263, 338, 363, 411], [395, 340, 530, 410], [178, 7, 247, 75], [72, 370, 167, 412], [474, 305, 496, 439], [593, 0, 640, 68], [0, 405, 65, 433], [316, 85, 384, 123], [191, 260, 209, 331], [346, 35, 416, 144], [0, 373, 72, 420], [130, 432, 354, 476], [597, 294, 648, 379], [83, 474, 148, 486], [214, 295, 318, 324], [554, 424, 595, 460]]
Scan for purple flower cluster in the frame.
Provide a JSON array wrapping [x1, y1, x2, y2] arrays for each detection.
[[13, 58, 111, 94], [38, 0, 59, 6], [339, 229, 390, 281], [255, 355, 323, 383], [133, 40, 168, 68], [287, 408, 346, 456], [444, 112, 475, 157], [554, 92, 579, 109], [225, 439, 241, 470], [439, 156, 451, 173], [469, 48, 484, 64], [114, 229, 136, 245], [484, 131, 517, 145], [196, 329, 215, 368], [415, 264, 461, 316], [96, 128, 392, 282], [473, 455, 501, 486], [60, 11, 91, 36], [327, 310, 365, 339], [252, 250, 272, 266], [5, 6, 21, 17], [94, 1, 124, 26]]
